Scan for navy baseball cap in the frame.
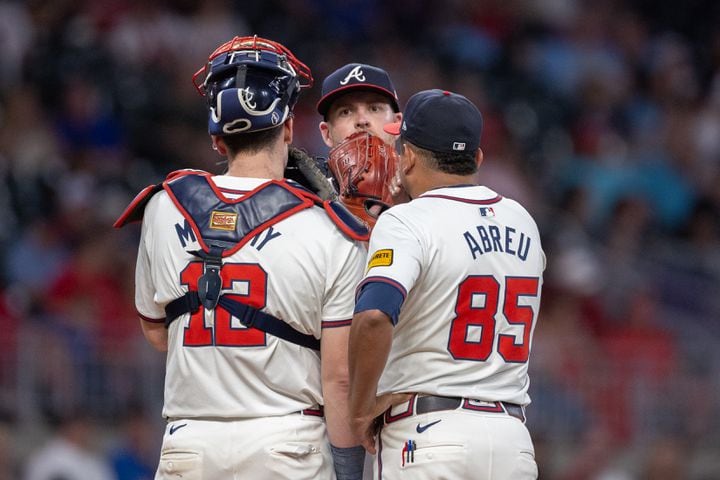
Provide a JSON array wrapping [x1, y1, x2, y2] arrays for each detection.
[[317, 63, 400, 116], [384, 89, 483, 153]]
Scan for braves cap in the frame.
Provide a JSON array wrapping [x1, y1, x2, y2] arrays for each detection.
[[384, 89, 483, 154], [317, 63, 400, 116]]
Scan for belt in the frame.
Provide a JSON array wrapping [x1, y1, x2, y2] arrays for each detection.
[[167, 405, 325, 422], [384, 394, 525, 424]]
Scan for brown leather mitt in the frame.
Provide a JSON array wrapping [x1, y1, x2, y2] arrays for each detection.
[[327, 132, 399, 228]]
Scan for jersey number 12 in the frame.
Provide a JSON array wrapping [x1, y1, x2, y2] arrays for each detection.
[[180, 262, 268, 347]]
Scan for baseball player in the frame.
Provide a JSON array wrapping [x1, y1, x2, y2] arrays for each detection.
[[115, 36, 368, 479], [348, 90, 545, 479], [317, 64, 406, 227], [317, 63, 401, 148]]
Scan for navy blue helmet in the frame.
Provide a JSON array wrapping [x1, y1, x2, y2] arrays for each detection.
[[193, 36, 313, 135]]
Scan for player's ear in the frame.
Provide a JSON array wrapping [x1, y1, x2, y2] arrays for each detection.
[[401, 143, 416, 175], [319, 121, 333, 148], [211, 135, 228, 156], [284, 117, 294, 144], [393, 111, 402, 124], [475, 148, 484, 168]]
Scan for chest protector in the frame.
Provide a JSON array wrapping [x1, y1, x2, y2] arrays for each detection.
[[115, 169, 369, 350]]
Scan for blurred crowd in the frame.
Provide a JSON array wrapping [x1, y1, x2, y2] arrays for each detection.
[[1, 0, 719, 478]]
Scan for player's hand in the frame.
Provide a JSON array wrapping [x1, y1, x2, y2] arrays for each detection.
[[351, 393, 412, 454]]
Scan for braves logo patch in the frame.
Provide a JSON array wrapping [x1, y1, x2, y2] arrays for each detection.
[[368, 249, 393, 269], [340, 65, 366, 85], [210, 211, 238, 231]]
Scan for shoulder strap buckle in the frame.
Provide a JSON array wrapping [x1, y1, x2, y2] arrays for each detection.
[[195, 245, 224, 310]]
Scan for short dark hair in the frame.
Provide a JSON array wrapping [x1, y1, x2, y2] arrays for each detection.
[[405, 141, 477, 176], [221, 125, 284, 156]]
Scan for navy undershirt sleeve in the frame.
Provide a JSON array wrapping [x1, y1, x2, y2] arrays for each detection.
[[354, 281, 405, 326]]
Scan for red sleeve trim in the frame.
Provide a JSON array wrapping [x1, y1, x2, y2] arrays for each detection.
[[137, 312, 165, 324], [355, 276, 407, 301], [321, 318, 353, 329]]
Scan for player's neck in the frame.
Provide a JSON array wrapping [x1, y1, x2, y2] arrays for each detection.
[[410, 172, 478, 198], [225, 148, 286, 180]]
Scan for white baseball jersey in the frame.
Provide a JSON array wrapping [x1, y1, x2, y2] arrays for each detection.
[[135, 175, 366, 419], [362, 185, 545, 405]]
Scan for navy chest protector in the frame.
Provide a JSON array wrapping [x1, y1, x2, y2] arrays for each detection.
[[115, 169, 369, 351]]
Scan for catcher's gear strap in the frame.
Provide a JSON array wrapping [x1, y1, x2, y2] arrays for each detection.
[[114, 170, 368, 241], [165, 291, 321, 351]]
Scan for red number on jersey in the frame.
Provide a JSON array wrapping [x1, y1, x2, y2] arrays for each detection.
[[498, 277, 539, 362], [179, 262, 268, 347], [448, 276, 540, 362]]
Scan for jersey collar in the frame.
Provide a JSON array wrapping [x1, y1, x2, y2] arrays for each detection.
[[418, 185, 502, 204]]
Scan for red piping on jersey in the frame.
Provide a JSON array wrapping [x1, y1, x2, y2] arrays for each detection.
[[356, 276, 407, 301], [420, 193, 503, 204], [137, 311, 165, 324], [163, 175, 315, 257]]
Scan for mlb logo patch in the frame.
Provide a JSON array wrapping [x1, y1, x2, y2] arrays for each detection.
[[210, 211, 238, 231], [452, 142, 466, 151], [479, 207, 495, 217]]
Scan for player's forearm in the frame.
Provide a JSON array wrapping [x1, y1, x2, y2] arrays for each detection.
[[348, 309, 393, 420], [139, 318, 168, 352], [321, 326, 360, 447], [323, 378, 358, 447]]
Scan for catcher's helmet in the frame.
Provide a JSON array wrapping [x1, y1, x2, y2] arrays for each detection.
[[192, 36, 313, 135]]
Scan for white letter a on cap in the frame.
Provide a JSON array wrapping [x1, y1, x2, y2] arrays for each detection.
[[340, 66, 366, 85]]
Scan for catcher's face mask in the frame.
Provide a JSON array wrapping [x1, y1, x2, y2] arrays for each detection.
[[327, 132, 398, 228], [192, 36, 313, 135]]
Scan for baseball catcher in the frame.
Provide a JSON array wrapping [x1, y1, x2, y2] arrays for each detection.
[[327, 131, 399, 228], [115, 34, 370, 480]]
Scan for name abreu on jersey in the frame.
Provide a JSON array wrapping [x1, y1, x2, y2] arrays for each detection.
[[462, 223, 533, 261]]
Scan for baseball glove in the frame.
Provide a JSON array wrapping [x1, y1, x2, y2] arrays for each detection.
[[327, 132, 399, 228], [285, 146, 338, 201]]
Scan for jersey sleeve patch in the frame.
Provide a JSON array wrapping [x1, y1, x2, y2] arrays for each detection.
[[368, 249, 394, 269]]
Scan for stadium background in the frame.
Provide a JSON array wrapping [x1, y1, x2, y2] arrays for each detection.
[[1, 0, 719, 478]]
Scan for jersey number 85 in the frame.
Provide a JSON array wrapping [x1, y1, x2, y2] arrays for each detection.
[[449, 276, 540, 363]]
